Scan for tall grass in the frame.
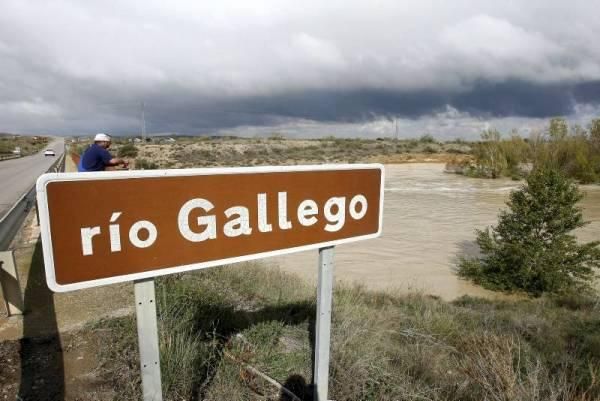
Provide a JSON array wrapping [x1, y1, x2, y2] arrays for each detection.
[[92, 262, 600, 400]]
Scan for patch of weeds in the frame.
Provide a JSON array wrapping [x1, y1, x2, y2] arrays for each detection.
[[91, 263, 600, 401]]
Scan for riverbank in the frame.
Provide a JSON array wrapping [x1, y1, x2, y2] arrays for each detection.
[[2, 257, 599, 400], [91, 262, 600, 400]]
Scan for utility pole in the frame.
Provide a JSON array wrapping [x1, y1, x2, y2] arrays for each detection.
[[141, 101, 146, 143], [395, 118, 398, 141]]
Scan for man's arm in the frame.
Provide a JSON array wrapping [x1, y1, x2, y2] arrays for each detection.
[[100, 148, 128, 168], [106, 157, 129, 168]]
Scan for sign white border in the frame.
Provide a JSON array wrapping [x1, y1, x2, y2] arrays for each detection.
[[37, 164, 384, 292]]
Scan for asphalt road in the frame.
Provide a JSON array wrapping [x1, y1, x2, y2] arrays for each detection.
[[0, 138, 65, 219]]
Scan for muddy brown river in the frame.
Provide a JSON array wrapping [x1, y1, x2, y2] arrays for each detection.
[[269, 163, 600, 300]]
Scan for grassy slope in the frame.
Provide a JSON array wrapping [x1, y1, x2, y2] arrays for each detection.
[[94, 262, 600, 401]]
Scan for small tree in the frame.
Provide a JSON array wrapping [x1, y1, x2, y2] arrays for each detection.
[[458, 168, 600, 296], [419, 134, 436, 143], [548, 117, 568, 140], [473, 129, 506, 178], [590, 119, 600, 147]]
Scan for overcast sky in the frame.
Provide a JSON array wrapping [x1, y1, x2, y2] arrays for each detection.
[[1, 0, 599, 138]]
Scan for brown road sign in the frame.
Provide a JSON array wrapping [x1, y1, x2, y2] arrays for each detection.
[[37, 164, 384, 292]]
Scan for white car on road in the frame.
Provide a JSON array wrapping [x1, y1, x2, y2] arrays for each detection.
[[44, 149, 56, 156]]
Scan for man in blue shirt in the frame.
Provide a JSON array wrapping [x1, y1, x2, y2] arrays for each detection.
[[78, 133, 129, 172]]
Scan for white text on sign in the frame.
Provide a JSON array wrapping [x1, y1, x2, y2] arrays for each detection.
[[81, 192, 368, 256]]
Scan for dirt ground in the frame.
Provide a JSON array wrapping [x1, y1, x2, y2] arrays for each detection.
[[0, 204, 135, 400], [0, 330, 115, 400]]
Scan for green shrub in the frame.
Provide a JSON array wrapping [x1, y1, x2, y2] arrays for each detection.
[[423, 144, 439, 154], [419, 134, 436, 143], [458, 168, 600, 296]]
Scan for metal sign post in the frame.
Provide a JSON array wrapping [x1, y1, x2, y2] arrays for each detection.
[[314, 246, 334, 401], [134, 278, 163, 401]]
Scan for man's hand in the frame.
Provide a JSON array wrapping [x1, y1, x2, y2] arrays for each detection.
[[107, 157, 129, 169]]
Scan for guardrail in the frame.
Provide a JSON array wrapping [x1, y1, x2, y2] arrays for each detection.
[[0, 154, 21, 161], [0, 151, 65, 251], [1, 150, 64, 316]]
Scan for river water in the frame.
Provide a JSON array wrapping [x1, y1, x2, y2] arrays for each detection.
[[269, 163, 600, 300]]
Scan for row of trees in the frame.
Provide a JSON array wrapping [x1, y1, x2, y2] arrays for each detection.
[[468, 118, 600, 183]]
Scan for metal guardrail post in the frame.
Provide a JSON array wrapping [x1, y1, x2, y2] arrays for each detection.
[[0, 250, 24, 316]]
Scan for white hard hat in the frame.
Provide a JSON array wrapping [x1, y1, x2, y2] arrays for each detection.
[[94, 133, 112, 142]]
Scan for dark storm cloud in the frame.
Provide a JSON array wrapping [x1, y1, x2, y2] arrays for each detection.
[[453, 82, 577, 118], [132, 80, 600, 134], [573, 81, 600, 104], [1, 1, 599, 137]]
